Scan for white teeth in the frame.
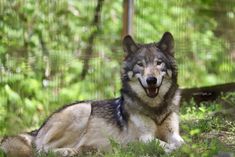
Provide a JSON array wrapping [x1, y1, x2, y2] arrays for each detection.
[[146, 90, 149, 94], [146, 88, 157, 94]]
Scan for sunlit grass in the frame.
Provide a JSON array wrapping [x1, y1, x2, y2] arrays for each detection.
[[1, 93, 235, 156]]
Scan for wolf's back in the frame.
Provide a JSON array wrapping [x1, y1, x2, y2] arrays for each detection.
[[0, 133, 34, 157]]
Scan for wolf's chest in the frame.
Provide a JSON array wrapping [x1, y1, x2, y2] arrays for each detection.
[[127, 114, 157, 142]]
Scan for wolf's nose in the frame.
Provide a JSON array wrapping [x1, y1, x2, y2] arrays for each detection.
[[146, 77, 157, 85]]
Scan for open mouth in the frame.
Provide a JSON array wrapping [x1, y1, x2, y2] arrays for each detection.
[[138, 79, 162, 98], [145, 86, 159, 98]]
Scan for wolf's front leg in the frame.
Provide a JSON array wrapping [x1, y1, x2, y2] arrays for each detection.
[[139, 134, 177, 153], [157, 112, 184, 150], [53, 148, 80, 157]]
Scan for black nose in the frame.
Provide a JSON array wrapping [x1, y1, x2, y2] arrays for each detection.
[[146, 77, 157, 85]]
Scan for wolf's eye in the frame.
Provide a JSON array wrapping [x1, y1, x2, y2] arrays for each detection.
[[137, 61, 144, 67], [156, 60, 163, 65]]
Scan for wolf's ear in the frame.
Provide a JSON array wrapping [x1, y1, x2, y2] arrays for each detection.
[[158, 32, 174, 55], [122, 35, 138, 54]]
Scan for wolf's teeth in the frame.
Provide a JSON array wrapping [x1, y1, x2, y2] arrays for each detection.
[[147, 90, 150, 94]]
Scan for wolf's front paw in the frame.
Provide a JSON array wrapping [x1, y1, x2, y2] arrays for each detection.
[[153, 139, 178, 153], [162, 143, 177, 153], [169, 133, 185, 148], [54, 148, 79, 157]]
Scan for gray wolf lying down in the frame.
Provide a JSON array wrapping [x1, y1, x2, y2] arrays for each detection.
[[0, 32, 184, 157]]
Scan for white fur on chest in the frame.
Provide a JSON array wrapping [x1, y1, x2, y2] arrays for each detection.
[[128, 113, 157, 142]]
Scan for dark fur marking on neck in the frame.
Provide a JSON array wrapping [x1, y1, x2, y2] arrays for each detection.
[[115, 97, 128, 128], [156, 111, 172, 126], [91, 98, 128, 130]]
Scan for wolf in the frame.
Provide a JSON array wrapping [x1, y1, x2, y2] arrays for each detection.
[[0, 32, 184, 157]]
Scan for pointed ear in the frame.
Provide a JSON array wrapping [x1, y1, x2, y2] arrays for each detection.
[[122, 35, 138, 54], [158, 32, 174, 55]]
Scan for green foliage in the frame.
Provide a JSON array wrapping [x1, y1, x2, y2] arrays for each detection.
[[105, 140, 166, 157]]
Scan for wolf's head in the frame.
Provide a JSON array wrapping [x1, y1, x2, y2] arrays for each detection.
[[121, 32, 178, 107]]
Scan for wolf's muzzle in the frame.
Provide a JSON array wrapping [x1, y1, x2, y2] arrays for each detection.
[[146, 77, 157, 86], [138, 76, 164, 98]]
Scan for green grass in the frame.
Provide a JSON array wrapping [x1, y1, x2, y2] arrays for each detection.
[[0, 93, 235, 157]]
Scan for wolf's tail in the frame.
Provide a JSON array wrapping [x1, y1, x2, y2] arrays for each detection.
[[0, 133, 34, 157]]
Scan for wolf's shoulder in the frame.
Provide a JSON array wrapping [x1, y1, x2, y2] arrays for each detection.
[[90, 98, 122, 116]]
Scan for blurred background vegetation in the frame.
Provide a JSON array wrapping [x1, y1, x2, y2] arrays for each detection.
[[0, 0, 235, 151]]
